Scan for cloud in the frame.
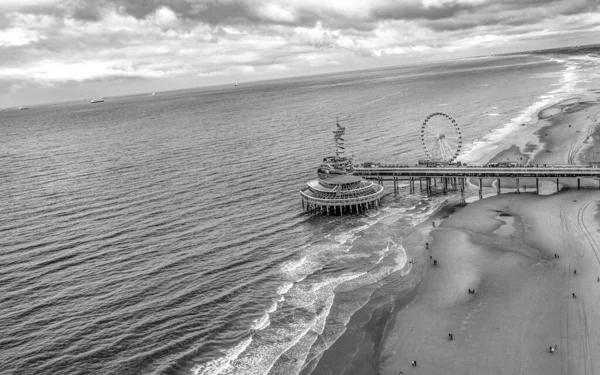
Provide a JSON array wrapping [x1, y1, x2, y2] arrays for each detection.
[[265, 63, 289, 72], [0, 28, 41, 46], [0, 0, 599, 104]]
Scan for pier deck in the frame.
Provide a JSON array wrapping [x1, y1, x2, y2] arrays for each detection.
[[354, 165, 600, 179], [353, 164, 600, 199]]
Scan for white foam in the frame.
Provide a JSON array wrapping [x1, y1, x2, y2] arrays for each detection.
[[191, 337, 253, 375], [252, 313, 271, 331], [220, 272, 366, 375], [459, 58, 582, 164], [216, 197, 436, 374], [334, 233, 358, 244], [281, 257, 306, 273], [277, 282, 293, 295], [267, 301, 277, 313]]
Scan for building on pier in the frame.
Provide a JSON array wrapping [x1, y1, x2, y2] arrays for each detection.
[[300, 121, 384, 215]]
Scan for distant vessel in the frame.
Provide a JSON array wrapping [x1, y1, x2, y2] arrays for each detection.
[[19, 106, 29, 110], [90, 98, 104, 103], [234, 82, 239, 87], [299, 120, 384, 215], [150, 92, 156, 96]]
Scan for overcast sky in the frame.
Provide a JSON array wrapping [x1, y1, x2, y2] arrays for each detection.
[[1, 0, 599, 106]]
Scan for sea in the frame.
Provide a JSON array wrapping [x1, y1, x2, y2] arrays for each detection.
[[2, 50, 600, 375]]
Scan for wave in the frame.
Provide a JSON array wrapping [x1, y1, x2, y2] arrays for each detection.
[[252, 313, 271, 331], [280, 256, 307, 273], [459, 58, 582, 164], [191, 337, 253, 375], [203, 207, 418, 374], [276, 282, 293, 296]]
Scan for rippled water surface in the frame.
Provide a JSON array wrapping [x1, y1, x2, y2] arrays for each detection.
[[1, 53, 597, 374]]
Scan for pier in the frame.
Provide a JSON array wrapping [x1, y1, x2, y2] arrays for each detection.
[[354, 164, 600, 200], [303, 112, 600, 214], [300, 121, 384, 215]]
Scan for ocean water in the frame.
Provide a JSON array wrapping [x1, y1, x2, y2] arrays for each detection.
[[1, 52, 599, 375]]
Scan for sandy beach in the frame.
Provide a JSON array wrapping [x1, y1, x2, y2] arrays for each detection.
[[377, 93, 600, 374]]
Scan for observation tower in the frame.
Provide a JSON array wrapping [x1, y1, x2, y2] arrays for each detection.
[[300, 121, 384, 215]]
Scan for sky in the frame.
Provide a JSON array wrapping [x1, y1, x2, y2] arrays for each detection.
[[0, 0, 599, 106]]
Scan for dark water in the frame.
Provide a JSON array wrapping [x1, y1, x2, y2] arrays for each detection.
[[1, 53, 597, 374]]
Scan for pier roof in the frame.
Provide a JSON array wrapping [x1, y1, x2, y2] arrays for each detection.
[[317, 174, 362, 184]]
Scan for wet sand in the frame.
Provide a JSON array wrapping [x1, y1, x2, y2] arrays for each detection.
[[380, 191, 600, 374]]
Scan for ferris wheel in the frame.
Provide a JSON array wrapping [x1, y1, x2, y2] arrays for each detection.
[[420, 112, 462, 162]]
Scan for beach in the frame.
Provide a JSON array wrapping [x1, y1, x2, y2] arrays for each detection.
[[378, 93, 600, 374]]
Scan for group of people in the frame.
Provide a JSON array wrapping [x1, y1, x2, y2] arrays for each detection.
[[397, 238, 596, 373]]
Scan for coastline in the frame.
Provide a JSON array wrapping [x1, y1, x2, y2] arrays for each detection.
[[374, 92, 600, 374]]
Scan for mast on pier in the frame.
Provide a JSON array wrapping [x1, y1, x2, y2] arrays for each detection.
[[333, 119, 346, 160]]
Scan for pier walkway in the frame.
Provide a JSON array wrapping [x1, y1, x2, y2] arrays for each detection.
[[353, 164, 600, 198]]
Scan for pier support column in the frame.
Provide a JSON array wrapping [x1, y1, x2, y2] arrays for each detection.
[[556, 178, 559, 192], [536, 178, 539, 194], [479, 178, 483, 200], [434, 178, 437, 189], [497, 179, 501, 195], [419, 178, 423, 192], [516, 178, 520, 194], [578, 178, 580, 190], [302, 200, 304, 209], [443, 178, 448, 195]]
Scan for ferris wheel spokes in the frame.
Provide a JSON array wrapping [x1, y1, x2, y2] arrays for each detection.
[[420, 112, 462, 163]]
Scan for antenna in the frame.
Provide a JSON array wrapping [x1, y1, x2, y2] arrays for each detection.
[[332, 117, 347, 159]]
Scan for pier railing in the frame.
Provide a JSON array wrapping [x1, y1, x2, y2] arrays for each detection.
[[353, 166, 600, 179], [309, 180, 380, 195], [299, 185, 384, 206]]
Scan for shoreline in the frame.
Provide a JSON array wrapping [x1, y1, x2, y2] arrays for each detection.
[[307, 59, 600, 373], [374, 91, 600, 374]]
